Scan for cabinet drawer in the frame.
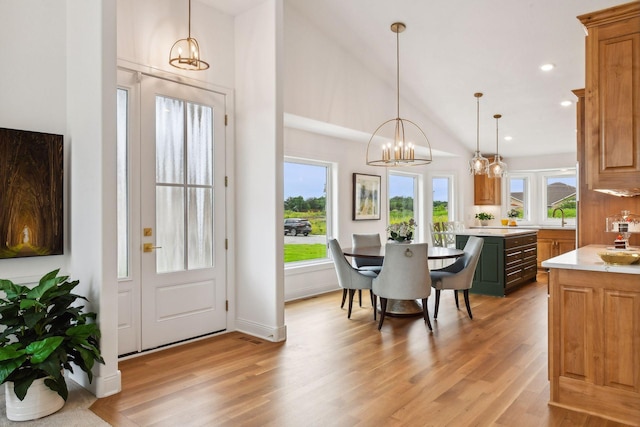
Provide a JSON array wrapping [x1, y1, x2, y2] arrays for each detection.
[[505, 234, 537, 249]]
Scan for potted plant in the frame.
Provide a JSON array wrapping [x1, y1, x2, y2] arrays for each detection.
[[507, 208, 520, 226], [387, 218, 416, 242], [0, 269, 104, 421], [475, 212, 494, 226]]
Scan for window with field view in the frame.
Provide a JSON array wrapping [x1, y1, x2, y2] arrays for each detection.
[[544, 174, 577, 222], [389, 173, 417, 226], [284, 160, 330, 264], [508, 176, 528, 220], [432, 176, 450, 224]]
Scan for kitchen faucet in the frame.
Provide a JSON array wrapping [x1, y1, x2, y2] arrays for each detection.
[[552, 208, 567, 227]]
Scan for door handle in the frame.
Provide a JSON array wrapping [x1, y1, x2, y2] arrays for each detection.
[[143, 243, 163, 253]]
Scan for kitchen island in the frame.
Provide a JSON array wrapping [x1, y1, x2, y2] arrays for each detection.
[[455, 229, 537, 297], [542, 245, 640, 426]]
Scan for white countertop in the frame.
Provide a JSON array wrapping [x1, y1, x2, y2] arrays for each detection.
[[541, 244, 640, 275], [455, 228, 537, 237], [470, 225, 576, 231]]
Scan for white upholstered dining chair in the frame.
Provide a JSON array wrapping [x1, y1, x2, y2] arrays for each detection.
[[372, 243, 432, 331]]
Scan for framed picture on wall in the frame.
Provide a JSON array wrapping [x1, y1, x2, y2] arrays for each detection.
[[0, 127, 64, 259], [353, 173, 381, 220]]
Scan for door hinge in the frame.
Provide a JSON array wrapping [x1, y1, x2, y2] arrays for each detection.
[[225, 238, 228, 250], [225, 300, 229, 311], [225, 176, 228, 187], [224, 114, 228, 126]]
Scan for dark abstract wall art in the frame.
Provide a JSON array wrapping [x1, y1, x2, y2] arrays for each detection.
[[0, 127, 63, 259]]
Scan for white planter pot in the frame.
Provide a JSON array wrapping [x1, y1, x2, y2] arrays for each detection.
[[5, 377, 65, 421]]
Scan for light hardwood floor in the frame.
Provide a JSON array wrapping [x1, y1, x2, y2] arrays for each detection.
[[91, 282, 629, 426]]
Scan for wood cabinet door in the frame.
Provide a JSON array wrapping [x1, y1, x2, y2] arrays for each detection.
[[581, 4, 640, 193], [474, 174, 501, 205], [537, 238, 554, 268]]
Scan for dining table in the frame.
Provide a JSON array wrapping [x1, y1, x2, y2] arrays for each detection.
[[342, 244, 464, 317]]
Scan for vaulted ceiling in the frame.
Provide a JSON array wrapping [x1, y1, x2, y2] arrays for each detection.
[[204, 0, 627, 159]]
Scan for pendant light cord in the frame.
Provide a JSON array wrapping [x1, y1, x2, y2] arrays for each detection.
[[396, 27, 400, 119], [188, 0, 192, 38]]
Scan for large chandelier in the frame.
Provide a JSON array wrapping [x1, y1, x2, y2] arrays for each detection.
[[469, 92, 489, 175], [366, 22, 432, 167], [169, 0, 210, 71], [488, 114, 508, 178]]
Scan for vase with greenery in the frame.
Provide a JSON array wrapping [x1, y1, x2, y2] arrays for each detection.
[[475, 212, 494, 226], [0, 269, 104, 413], [387, 218, 416, 242]]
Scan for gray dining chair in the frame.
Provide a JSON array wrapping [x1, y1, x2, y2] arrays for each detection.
[[429, 235, 484, 319], [351, 233, 384, 273], [351, 233, 383, 307], [328, 239, 377, 320], [372, 243, 432, 331]]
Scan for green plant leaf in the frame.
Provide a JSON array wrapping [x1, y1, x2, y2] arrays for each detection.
[[12, 372, 38, 401], [27, 276, 61, 300], [0, 355, 27, 384], [26, 337, 64, 364], [44, 376, 68, 401], [67, 324, 101, 341], [0, 280, 28, 301], [0, 343, 25, 362]]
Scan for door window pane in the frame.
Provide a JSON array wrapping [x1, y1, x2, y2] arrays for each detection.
[[284, 161, 329, 263], [186, 102, 212, 185], [389, 174, 416, 225], [188, 187, 213, 269], [156, 96, 184, 184], [156, 186, 185, 273], [432, 177, 449, 223], [117, 88, 129, 279]]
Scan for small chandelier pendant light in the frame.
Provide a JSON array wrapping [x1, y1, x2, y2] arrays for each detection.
[[169, 0, 210, 71], [366, 22, 432, 167], [488, 114, 508, 178], [469, 92, 489, 175]]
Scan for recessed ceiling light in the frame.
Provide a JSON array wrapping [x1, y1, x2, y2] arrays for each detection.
[[560, 100, 572, 107], [504, 136, 513, 141], [540, 63, 555, 71]]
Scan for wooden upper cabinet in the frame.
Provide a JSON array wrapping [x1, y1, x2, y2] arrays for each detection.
[[474, 174, 501, 205], [578, 2, 640, 195]]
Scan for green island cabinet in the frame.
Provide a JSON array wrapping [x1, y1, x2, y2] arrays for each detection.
[[456, 232, 537, 297]]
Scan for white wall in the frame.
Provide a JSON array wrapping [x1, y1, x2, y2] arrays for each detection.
[[0, 0, 120, 397], [0, 1, 70, 280], [234, 0, 286, 341]]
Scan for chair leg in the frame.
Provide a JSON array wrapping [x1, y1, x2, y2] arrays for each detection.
[[434, 289, 441, 319], [454, 290, 460, 309], [463, 289, 473, 319], [372, 293, 377, 321], [358, 289, 362, 307], [341, 289, 347, 308], [347, 289, 356, 319], [377, 298, 388, 330], [422, 298, 432, 331]]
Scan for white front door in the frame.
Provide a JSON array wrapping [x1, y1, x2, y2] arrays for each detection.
[[137, 75, 227, 350]]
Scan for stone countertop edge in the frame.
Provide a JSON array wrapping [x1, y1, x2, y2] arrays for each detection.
[[469, 225, 576, 231], [541, 244, 640, 275], [456, 228, 538, 237]]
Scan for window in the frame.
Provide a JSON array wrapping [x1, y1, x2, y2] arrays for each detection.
[[284, 159, 331, 264], [432, 176, 451, 224], [507, 176, 529, 220], [117, 88, 129, 279], [389, 173, 417, 225], [543, 173, 577, 224]]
